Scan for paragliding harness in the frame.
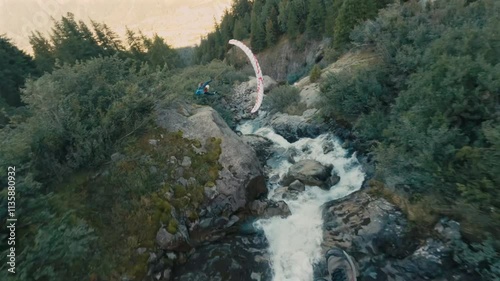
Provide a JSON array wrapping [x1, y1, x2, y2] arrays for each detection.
[[195, 79, 214, 95]]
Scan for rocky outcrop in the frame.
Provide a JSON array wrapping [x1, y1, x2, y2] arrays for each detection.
[[226, 38, 329, 82], [248, 199, 291, 219], [317, 191, 469, 281], [266, 113, 327, 143], [172, 235, 272, 281], [282, 160, 334, 190], [157, 102, 267, 213], [156, 226, 190, 252], [229, 75, 277, 121], [241, 134, 274, 166]]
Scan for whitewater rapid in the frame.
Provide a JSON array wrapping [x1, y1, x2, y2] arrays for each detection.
[[238, 118, 365, 281]]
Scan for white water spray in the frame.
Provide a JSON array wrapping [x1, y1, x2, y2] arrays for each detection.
[[238, 120, 365, 281]]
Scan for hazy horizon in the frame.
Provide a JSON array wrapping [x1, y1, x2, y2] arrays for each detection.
[[0, 0, 232, 53]]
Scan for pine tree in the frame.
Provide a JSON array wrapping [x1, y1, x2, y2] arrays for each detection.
[[29, 31, 55, 73], [250, 0, 266, 51], [286, 1, 300, 39], [266, 18, 278, 46], [306, 0, 326, 39], [334, 0, 377, 48], [0, 36, 38, 107]]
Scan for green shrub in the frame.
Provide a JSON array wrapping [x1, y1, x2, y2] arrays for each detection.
[[309, 64, 322, 82], [453, 237, 500, 280], [264, 85, 301, 114]]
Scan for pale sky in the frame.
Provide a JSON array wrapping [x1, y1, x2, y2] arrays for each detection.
[[0, 0, 232, 53]]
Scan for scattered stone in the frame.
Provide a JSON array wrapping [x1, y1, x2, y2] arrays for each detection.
[[149, 139, 159, 146], [181, 156, 191, 167], [282, 159, 332, 189], [249, 199, 291, 219], [322, 142, 335, 154], [434, 218, 461, 242], [148, 252, 157, 263], [289, 180, 305, 192], [156, 227, 189, 251], [327, 174, 340, 187], [177, 177, 188, 187], [226, 215, 240, 228]]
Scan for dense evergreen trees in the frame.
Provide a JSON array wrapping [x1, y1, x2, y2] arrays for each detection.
[[29, 13, 182, 73], [195, 0, 385, 64], [320, 1, 500, 263], [0, 36, 38, 107]]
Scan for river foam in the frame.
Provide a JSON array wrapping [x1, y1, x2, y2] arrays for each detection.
[[238, 120, 365, 281]]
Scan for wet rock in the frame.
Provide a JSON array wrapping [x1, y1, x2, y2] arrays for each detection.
[[285, 147, 299, 164], [288, 180, 305, 192], [226, 215, 240, 228], [318, 191, 467, 281], [171, 235, 271, 281], [322, 192, 413, 257], [268, 113, 327, 143], [245, 175, 268, 201], [241, 134, 273, 165], [264, 201, 292, 219], [249, 199, 291, 219], [282, 159, 332, 189], [322, 142, 335, 154], [326, 174, 340, 187]]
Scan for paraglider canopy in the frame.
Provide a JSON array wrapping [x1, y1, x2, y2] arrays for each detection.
[[228, 39, 264, 113]]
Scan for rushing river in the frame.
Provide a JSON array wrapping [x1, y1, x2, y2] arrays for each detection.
[[237, 116, 365, 281]]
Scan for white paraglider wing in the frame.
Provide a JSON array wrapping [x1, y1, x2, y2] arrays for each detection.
[[228, 39, 264, 113]]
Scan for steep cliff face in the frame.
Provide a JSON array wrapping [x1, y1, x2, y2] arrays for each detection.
[[225, 37, 329, 83]]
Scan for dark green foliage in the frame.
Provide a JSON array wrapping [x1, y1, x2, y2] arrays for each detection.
[[264, 85, 301, 113], [17, 216, 97, 281], [306, 0, 326, 39], [320, 0, 500, 240], [196, 0, 386, 64], [309, 64, 322, 82], [0, 36, 38, 106], [29, 13, 182, 73], [18, 57, 156, 180], [321, 66, 389, 119], [251, 0, 267, 51], [453, 237, 500, 280], [334, 0, 377, 49]]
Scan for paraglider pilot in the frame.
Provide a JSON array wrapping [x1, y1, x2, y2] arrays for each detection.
[[195, 79, 215, 95]]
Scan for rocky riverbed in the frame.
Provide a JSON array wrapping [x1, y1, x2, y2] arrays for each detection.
[[143, 76, 474, 281]]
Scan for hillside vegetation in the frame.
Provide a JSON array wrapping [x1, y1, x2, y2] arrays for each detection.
[[0, 12, 247, 280], [0, 0, 499, 280], [319, 0, 499, 278]]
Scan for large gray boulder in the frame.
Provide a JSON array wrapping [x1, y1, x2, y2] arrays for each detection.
[[241, 134, 274, 166], [156, 226, 190, 251], [267, 113, 327, 143], [156, 103, 267, 213], [248, 199, 291, 219], [282, 159, 332, 189], [316, 191, 465, 281]]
